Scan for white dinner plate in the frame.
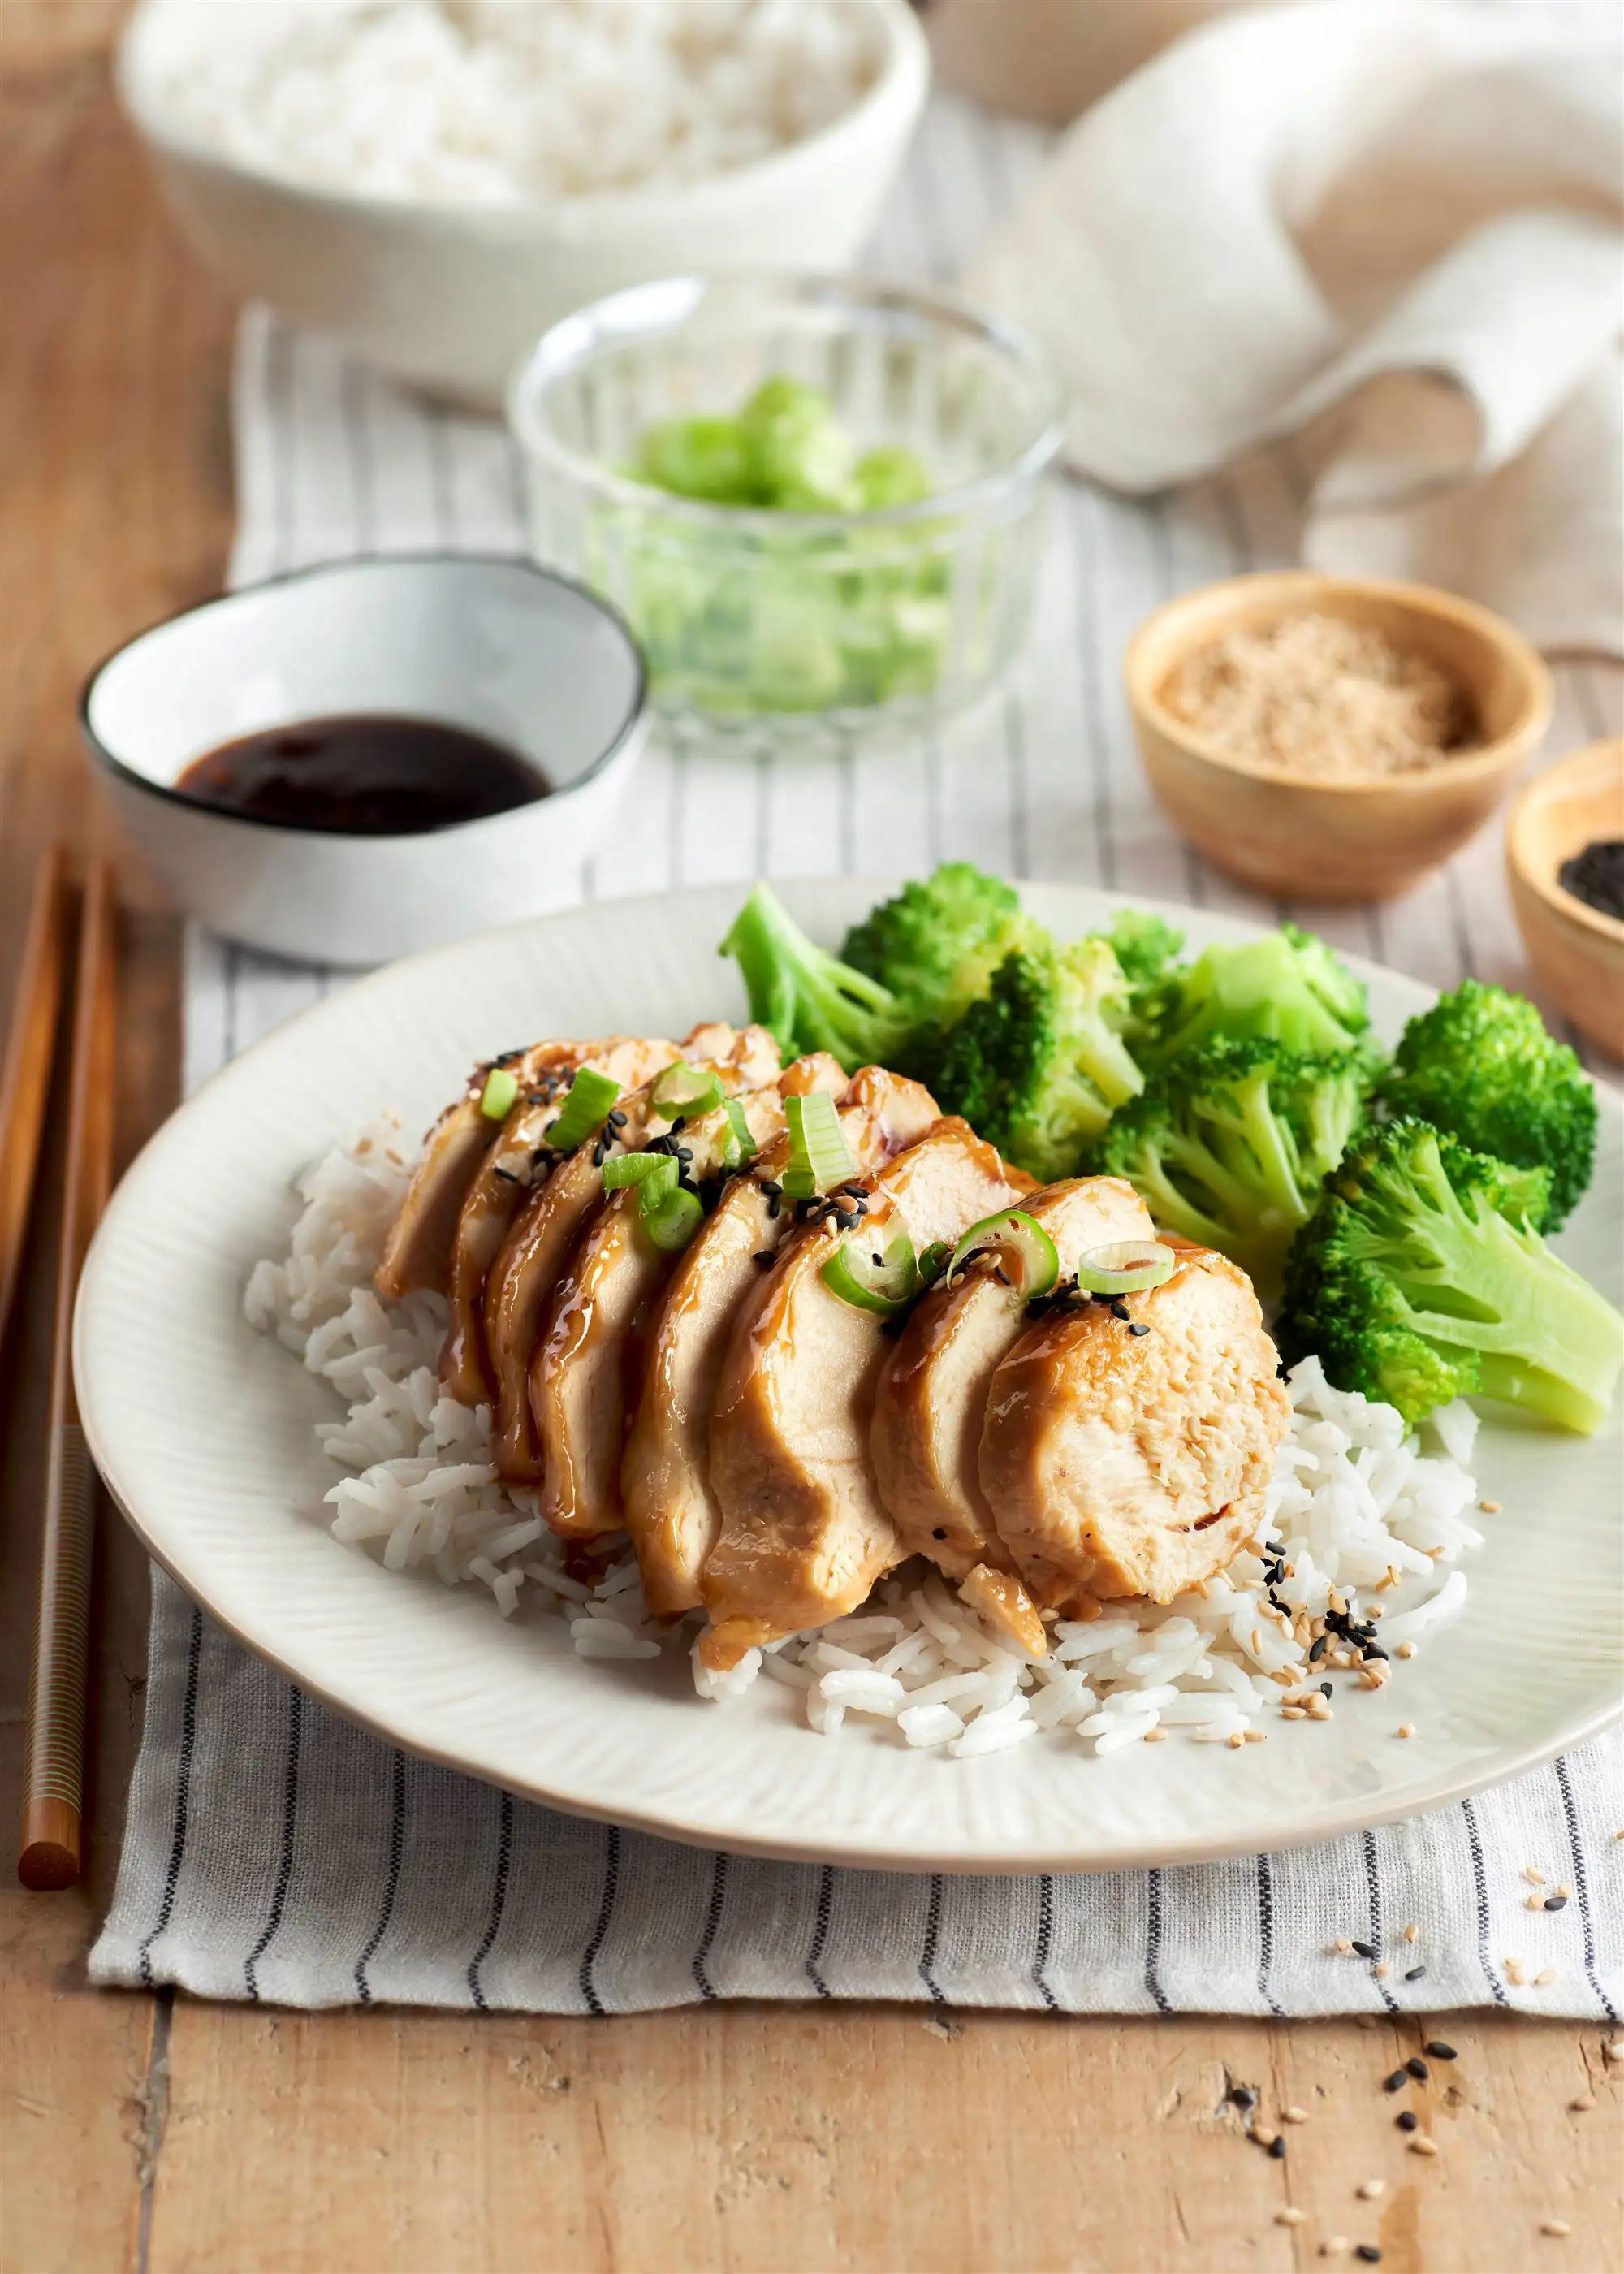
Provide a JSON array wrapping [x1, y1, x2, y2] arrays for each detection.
[[76, 881, 1623, 1874]]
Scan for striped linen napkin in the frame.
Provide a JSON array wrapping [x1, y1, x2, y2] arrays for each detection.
[[92, 95, 1623, 2015]]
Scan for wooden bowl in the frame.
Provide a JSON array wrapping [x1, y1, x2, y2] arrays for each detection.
[[1505, 737, 1624, 1061], [1125, 571, 1553, 904]]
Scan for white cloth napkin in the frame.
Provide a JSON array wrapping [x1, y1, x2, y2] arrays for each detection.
[[964, 3, 1624, 654]]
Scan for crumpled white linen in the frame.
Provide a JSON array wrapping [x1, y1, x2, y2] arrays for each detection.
[[964, 3, 1624, 653]]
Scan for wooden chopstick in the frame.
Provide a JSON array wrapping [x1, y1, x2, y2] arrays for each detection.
[[18, 860, 119, 1893], [0, 845, 69, 1357]]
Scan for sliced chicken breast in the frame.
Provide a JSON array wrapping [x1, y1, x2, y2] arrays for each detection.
[[872, 1176, 1155, 1580], [485, 1023, 780, 1480], [699, 1117, 1025, 1668], [532, 1081, 791, 1539], [376, 1036, 659, 1301], [624, 1066, 937, 1618], [978, 1245, 1289, 1607], [439, 1035, 680, 1405]]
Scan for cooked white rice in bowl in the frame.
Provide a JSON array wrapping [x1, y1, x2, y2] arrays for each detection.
[[245, 1122, 1481, 1761]]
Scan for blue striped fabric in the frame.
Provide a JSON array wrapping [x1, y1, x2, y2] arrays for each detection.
[[92, 91, 1623, 2016]]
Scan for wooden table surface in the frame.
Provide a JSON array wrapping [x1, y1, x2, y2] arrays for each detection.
[[2, 11, 1621, 2272]]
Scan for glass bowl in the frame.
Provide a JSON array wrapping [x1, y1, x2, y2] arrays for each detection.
[[508, 275, 1065, 740]]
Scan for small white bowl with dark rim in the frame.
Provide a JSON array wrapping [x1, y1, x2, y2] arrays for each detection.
[[83, 556, 649, 966]]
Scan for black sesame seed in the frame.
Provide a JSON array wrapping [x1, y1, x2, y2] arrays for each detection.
[[767, 1195, 780, 1219], [607, 1109, 628, 1127], [1356, 2247, 1382, 2264], [591, 1139, 608, 1166], [1405, 1965, 1427, 1982], [1128, 1321, 1151, 1336], [1267, 2135, 1286, 2160], [1351, 1939, 1377, 1961], [1228, 2084, 1257, 2109], [1362, 1644, 1389, 1662], [1110, 1300, 1131, 1320], [675, 1146, 693, 1163], [1320, 1681, 1334, 1699], [669, 1115, 686, 1134], [1309, 1635, 1328, 1662], [1384, 2070, 1407, 2093], [493, 1166, 518, 1183], [839, 1182, 867, 1199], [1544, 1893, 1569, 1912], [834, 1208, 858, 1230], [758, 1178, 782, 1195], [931, 1527, 948, 1542], [753, 1251, 775, 1268], [1396, 2110, 1419, 2133], [1406, 2056, 1429, 2081], [1424, 2041, 1457, 2060]]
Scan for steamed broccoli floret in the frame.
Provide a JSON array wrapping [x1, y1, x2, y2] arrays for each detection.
[[1276, 1118, 1623, 1435], [1099, 909, 1185, 1002], [721, 866, 1020, 1070], [720, 883, 910, 1067], [1143, 924, 1375, 1066], [840, 863, 1021, 1016], [1094, 1040, 1369, 1298], [1375, 979, 1597, 1229], [925, 936, 1145, 1181]]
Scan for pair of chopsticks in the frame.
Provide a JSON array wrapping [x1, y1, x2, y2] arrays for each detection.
[[2, 850, 119, 1891]]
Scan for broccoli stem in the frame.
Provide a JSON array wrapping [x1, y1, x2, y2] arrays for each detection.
[[1371, 1178, 1624, 1437], [719, 884, 901, 1067]]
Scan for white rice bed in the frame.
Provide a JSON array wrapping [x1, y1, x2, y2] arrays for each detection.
[[246, 1125, 1482, 1763]]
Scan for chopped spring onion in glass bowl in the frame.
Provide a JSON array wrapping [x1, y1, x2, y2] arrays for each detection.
[[508, 276, 1064, 743]]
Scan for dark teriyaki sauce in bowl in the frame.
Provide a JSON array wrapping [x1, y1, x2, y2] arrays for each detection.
[[175, 714, 550, 835]]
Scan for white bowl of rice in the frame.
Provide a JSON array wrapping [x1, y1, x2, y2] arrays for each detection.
[[116, 0, 931, 407]]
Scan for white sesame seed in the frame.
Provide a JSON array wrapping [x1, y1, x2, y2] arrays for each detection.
[[1540, 2220, 1572, 2237], [1283, 1706, 1307, 1720], [1527, 1892, 1548, 1911], [1525, 1867, 1548, 1885], [1409, 2134, 1440, 2158], [1397, 1723, 1415, 1739], [1333, 1937, 1354, 1955], [1557, 1883, 1574, 1899], [1404, 1924, 1420, 1943], [1535, 1968, 1558, 1987], [1229, 1730, 1246, 1749], [1479, 1498, 1502, 1513], [1321, 2240, 1349, 2259], [1397, 1641, 1416, 1659], [1144, 1727, 1168, 1744], [1283, 2106, 1309, 2124], [1372, 1962, 1391, 1978], [1570, 2095, 1596, 2112], [1250, 2125, 1278, 2148], [1605, 2040, 1624, 2062], [1276, 2208, 1307, 2227], [1357, 2181, 1385, 2201]]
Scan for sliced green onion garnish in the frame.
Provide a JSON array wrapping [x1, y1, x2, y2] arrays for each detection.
[[602, 1151, 676, 1200], [478, 1066, 519, 1121], [1073, 1239, 1177, 1295], [720, 1096, 759, 1169], [918, 1239, 952, 1287], [641, 1184, 703, 1252], [544, 1066, 622, 1152], [946, 1209, 1061, 1299], [781, 1090, 856, 1200], [650, 1060, 726, 1118], [821, 1233, 920, 1316]]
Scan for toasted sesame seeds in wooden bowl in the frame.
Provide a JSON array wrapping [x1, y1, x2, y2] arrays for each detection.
[[1505, 737, 1624, 1061], [1125, 571, 1553, 904]]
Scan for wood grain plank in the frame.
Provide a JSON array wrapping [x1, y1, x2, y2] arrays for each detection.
[[144, 2004, 1621, 2274]]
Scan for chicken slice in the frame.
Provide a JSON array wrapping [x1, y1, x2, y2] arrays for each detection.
[[872, 1176, 1155, 1580], [699, 1117, 1025, 1668], [485, 1024, 779, 1480], [532, 1080, 791, 1540], [624, 1065, 937, 1618], [439, 1035, 680, 1405], [375, 1034, 673, 1300], [978, 1246, 1289, 1606]]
